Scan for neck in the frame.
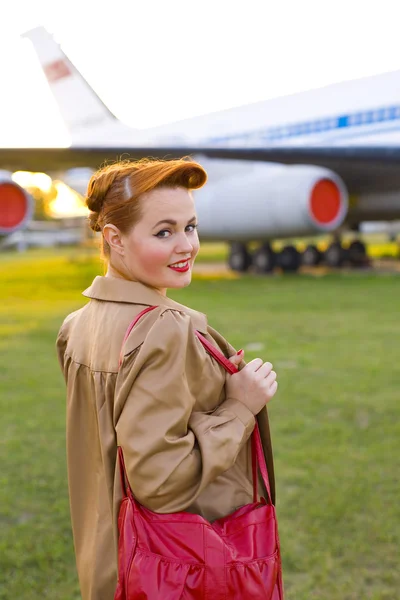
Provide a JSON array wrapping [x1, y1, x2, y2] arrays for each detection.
[[106, 262, 132, 281], [105, 263, 167, 297]]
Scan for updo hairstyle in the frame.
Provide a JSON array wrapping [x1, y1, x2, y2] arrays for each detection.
[[86, 157, 207, 258]]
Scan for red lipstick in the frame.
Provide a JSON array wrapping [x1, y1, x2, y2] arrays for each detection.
[[168, 260, 190, 273]]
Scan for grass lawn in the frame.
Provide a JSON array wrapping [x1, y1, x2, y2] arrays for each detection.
[[1, 247, 399, 600]]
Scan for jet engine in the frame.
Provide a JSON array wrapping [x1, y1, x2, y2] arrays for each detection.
[[62, 167, 94, 196], [194, 161, 348, 241], [0, 172, 34, 236]]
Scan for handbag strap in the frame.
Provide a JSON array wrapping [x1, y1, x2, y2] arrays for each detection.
[[118, 306, 272, 506], [117, 446, 133, 501], [194, 331, 272, 505], [118, 305, 158, 368]]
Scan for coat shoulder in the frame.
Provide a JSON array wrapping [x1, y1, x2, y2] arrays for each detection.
[[122, 306, 200, 357]]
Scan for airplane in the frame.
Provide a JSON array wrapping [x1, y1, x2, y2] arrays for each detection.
[[0, 171, 34, 242], [1, 26, 400, 272]]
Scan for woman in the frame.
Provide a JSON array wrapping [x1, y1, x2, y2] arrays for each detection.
[[56, 157, 279, 599]]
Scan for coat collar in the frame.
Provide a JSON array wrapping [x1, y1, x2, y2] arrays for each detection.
[[82, 276, 208, 333]]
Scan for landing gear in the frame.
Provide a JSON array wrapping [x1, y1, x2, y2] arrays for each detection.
[[347, 240, 368, 266], [228, 242, 252, 272], [323, 239, 368, 268], [324, 241, 346, 267], [302, 244, 323, 267], [227, 242, 301, 274], [278, 245, 301, 272], [253, 243, 302, 273], [252, 243, 276, 273], [226, 238, 368, 274]]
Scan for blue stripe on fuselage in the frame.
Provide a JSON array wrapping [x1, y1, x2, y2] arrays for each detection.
[[206, 104, 400, 146]]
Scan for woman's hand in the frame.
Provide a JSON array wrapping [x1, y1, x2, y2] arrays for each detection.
[[226, 350, 278, 415]]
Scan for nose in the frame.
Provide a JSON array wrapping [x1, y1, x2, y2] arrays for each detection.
[[175, 231, 194, 254]]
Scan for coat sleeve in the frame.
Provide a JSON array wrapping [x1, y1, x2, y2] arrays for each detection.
[[55, 311, 79, 380], [55, 319, 71, 381], [114, 309, 255, 513]]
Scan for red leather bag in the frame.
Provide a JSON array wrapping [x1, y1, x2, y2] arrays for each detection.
[[115, 307, 284, 600]]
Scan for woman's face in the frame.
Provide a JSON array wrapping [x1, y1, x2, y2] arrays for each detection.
[[106, 186, 200, 294]]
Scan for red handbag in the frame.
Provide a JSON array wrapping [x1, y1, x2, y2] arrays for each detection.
[[115, 307, 284, 600]]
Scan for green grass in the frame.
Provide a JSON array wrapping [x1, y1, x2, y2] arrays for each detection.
[[1, 248, 400, 599]]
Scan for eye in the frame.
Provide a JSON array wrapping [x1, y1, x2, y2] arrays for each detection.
[[155, 224, 198, 238], [155, 229, 171, 238]]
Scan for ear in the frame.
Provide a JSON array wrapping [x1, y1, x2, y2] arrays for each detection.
[[102, 224, 125, 255]]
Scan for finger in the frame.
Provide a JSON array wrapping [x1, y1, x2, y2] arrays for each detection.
[[263, 370, 276, 385], [266, 381, 278, 399], [245, 358, 264, 371], [228, 349, 244, 365], [256, 363, 273, 378]]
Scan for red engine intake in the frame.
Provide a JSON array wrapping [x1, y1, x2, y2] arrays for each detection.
[[0, 177, 33, 235]]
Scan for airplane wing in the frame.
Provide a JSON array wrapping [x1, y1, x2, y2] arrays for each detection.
[[1, 146, 400, 194]]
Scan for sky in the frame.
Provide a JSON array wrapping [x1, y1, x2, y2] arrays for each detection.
[[1, 0, 400, 147]]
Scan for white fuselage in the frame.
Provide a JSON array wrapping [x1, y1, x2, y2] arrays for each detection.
[[18, 28, 400, 241]]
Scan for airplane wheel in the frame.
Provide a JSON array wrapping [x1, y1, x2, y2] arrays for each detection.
[[324, 242, 346, 267], [279, 245, 301, 272], [252, 244, 276, 273], [302, 244, 322, 266], [228, 242, 252, 272], [348, 240, 367, 266]]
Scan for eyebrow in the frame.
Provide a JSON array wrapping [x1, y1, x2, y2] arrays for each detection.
[[153, 216, 197, 229]]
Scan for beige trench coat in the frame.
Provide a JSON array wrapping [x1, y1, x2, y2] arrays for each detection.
[[56, 276, 276, 600]]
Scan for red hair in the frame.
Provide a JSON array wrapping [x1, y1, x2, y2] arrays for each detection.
[[86, 157, 207, 257]]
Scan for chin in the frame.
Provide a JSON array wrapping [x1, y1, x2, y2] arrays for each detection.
[[168, 274, 192, 289]]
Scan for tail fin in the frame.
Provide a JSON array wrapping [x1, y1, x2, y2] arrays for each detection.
[[22, 27, 118, 141]]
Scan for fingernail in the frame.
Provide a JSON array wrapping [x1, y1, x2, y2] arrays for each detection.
[[237, 349, 244, 355]]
